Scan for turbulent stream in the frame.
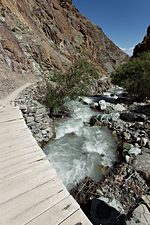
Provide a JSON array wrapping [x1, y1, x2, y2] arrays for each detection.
[[44, 100, 117, 190]]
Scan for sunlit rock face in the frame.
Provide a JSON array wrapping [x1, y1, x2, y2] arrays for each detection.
[[0, 0, 128, 75]]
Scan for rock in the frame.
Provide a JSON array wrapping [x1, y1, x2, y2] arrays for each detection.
[[98, 196, 124, 214], [90, 198, 123, 225], [120, 112, 147, 122], [124, 132, 131, 141], [19, 104, 27, 111], [123, 142, 134, 150], [42, 130, 47, 135], [26, 116, 34, 123], [113, 104, 126, 112], [133, 148, 150, 178], [141, 137, 148, 147], [126, 204, 150, 225], [111, 113, 120, 122], [142, 195, 150, 208], [112, 130, 117, 138], [128, 147, 141, 156], [99, 100, 107, 110], [125, 155, 130, 163]]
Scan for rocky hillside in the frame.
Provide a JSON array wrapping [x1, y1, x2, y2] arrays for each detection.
[[133, 25, 150, 57], [0, 0, 127, 77]]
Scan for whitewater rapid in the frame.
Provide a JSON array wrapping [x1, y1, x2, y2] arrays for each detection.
[[44, 100, 117, 190]]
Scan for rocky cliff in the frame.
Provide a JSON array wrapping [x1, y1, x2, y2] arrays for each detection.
[[0, 0, 127, 78], [133, 25, 150, 57]]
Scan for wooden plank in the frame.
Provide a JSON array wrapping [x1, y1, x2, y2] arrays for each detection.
[[60, 209, 92, 225], [0, 160, 57, 204], [0, 111, 23, 123], [26, 195, 79, 225], [0, 178, 69, 225], [0, 126, 29, 138], [0, 119, 26, 132], [0, 150, 46, 172], [0, 128, 32, 143], [0, 141, 37, 156], [0, 145, 40, 160], [0, 106, 19, 114], [0, 135, 37, 150]]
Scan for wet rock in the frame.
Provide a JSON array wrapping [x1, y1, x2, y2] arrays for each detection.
[[126, 204, 150, 225], [99, 100, 107, 110], [120, 112, 147, 123]]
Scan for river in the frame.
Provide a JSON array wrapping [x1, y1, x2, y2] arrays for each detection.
[[44, 100, 117, 190]]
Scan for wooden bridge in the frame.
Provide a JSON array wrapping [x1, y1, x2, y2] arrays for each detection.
[[0, 104, 92, 225]]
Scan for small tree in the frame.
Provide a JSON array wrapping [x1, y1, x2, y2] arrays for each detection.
[[38, 59, 99, 114], [111, 52, 150, 100]]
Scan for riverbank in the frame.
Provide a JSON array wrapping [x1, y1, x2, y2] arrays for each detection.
[[70, 97, 150, 224], [15, 84, 150, 225]]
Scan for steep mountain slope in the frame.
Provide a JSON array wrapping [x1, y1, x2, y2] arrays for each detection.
[[133, 25, 150, 57], [0, 0, 127, 78]]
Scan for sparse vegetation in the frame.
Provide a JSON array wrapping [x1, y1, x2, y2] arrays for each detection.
[[111, 52, 150, 100], [38, 59, 99, 115]]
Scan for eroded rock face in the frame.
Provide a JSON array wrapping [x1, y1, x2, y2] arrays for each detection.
[[0, 0, 128, 75]]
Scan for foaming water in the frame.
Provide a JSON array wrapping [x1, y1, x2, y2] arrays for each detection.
[[44, 100, 117, 190]]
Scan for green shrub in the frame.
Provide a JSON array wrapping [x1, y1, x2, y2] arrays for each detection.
[[38, 59, 99, 113], [111, 52, 150, 100]]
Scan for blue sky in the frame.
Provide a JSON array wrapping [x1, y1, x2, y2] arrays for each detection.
[[73, 0, 150, 55]]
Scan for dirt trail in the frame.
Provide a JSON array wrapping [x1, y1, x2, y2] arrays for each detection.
[[0, 82, 32, 107]]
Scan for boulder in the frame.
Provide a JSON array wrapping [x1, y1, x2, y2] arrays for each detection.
[[90, 198, 124, 225], [99, 100, 107, 110], [120, 112, 147, 122], [126, 204, 150, 225]]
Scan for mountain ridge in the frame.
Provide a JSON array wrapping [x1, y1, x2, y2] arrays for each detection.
[[133, 25, 150, 57]]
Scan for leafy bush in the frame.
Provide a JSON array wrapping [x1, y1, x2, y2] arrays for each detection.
[[111, 52, 150, 100], [38, 59, 99, 114]]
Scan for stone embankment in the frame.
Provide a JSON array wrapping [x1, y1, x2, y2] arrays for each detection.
[[15, 85, 55, 147]]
